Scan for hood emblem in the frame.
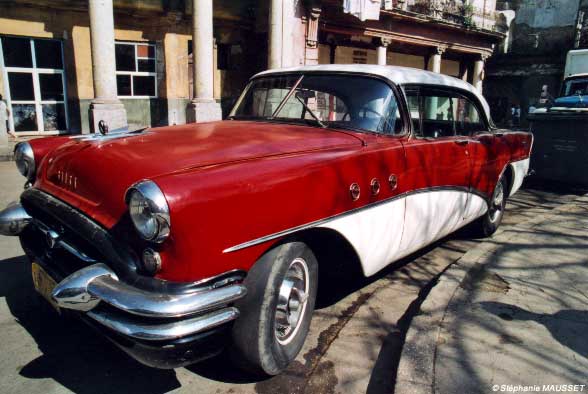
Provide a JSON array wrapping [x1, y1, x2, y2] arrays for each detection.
[[98, 120, 109, 136], [56, 170, 78, 191]]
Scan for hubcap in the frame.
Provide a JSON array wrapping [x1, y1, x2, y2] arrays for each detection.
[[275, 257, 309, 345], [489, 181, 505, 223]]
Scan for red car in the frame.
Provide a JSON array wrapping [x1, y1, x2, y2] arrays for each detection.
[[0, 65, 532, 375]]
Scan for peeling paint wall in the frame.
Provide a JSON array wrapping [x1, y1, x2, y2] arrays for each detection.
[[516, 0, 579, 28]]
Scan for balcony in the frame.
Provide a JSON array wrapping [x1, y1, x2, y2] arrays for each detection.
[[382, 0, 498, 31]]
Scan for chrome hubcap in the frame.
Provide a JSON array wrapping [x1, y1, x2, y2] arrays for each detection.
[[275, 257, 309, 345], [489, 181, 505, 223]]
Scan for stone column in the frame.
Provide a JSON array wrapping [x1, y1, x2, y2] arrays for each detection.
[[459, 60, 469, 82], [187, 0, 222, 123], [268, 0, 283, 69], [377, 38, 391, 66], [428, 46, 445, 73], [88, 0, 127, 133], [0, 105, 7, 149], [473, 54, 487, 93]]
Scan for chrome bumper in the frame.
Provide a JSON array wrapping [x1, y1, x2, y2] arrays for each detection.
[[51, 263, 247, 342], [0, 202, 32, 236]]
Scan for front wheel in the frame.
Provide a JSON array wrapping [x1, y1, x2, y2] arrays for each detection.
[[230, 241, 318, 375], [474, 176, 507, 237]]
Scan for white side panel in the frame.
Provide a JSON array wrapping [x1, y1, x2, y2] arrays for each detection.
[[462, 193, 488, 223], [509, 158, 530, 197], [399, 190, 468, 259], [318, 198, 405, 277], [317, 190, 488, 278]]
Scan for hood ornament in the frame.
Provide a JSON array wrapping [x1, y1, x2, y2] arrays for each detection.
[[98, 120, 109, 136]]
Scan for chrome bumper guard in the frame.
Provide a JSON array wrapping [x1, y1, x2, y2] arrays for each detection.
[[51, 264, 247, 342], [0, 202, 32, 236]]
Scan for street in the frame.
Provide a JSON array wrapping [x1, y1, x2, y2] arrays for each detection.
[[0, 160, 585, 394]]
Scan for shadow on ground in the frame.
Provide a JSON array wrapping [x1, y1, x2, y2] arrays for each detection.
[[1, 256, 182, 394], [480, 302, 588, 360]]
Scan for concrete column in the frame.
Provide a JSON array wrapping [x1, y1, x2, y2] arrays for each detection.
[[428, 47, 445, 73], [268, 0, 296, 68], [0, 104, 7, 149], [187, 0, 222, 123], [459, 60, 469, 82], [268, 0, 283, 69], [473, 55, 487, 93], [88, 0, 127, 133], [376, 38, 391, 65]]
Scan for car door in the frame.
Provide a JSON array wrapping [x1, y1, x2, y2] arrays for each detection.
[[453, 92, 503, 220], [399, 86, 472, 256], [316, 85, 408, 277]]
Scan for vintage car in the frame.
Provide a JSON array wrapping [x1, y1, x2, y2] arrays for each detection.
[[0, 65, 532, 375]]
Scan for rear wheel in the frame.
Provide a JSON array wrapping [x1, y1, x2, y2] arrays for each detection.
[[475, 176, 507, 237], [230, 241, 318, 375]]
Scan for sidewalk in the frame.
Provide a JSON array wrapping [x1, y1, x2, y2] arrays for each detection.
[[0, 139, 17, 161], [395, 194, 588, 394]]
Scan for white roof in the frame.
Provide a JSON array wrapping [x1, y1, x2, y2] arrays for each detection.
[[256, 64, 491, 120]]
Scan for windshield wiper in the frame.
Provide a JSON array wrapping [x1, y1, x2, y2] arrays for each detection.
[[295, 95, 326, 128], [271, 75, 304, 119]]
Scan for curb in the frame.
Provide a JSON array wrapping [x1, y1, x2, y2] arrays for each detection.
[[393, 193, 588, 394]]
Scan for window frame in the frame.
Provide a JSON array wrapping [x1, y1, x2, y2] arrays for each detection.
[[401, 84, 490, 140], [115, 41, 157, 99], [230, 71, 410, 137], [0, 36, 69, 135]]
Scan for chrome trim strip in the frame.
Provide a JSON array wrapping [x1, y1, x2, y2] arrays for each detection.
[[88, 275, 247, 318], [87, 307, 239, 341], [0, 202, 32, 236], [33, 219, 98, 263], [222, 186, 491, 253], [52, 263, 247, 318]]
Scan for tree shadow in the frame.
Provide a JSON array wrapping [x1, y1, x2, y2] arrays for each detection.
[[0, 256, 181, 394], [479, 301, 588, 360]]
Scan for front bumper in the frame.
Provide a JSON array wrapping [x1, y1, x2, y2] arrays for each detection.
[[1, 199, 247, 368], [51, 262, 246, 341]]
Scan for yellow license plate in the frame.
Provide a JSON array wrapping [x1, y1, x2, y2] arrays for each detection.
[[31, 263, 60, 313]]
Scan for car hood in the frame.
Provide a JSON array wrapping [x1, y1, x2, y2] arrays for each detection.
[[36, 120, 362, 228], [553, 95, 588, 108]]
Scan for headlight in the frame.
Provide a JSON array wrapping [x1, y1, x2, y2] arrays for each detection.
[[14, 142, 36, 181], [126, 180, 170, 243]]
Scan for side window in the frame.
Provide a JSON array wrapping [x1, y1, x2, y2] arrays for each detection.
[[421, 91, 456, 138], [411, 88, 487, 138], [405, 89, 421, 137], [454, 96, 486, 135]]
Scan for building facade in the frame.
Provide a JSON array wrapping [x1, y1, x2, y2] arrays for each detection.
[[485, 0, 588, 127], [0, 0, 503, 137]]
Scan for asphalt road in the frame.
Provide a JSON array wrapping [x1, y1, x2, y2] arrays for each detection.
[[0, 160, 583, 394]]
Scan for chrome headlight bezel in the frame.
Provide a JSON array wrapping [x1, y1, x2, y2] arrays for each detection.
[[125, 180, 171, 243], [14, 142, 36, 181]]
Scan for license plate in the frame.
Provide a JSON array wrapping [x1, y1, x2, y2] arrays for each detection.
[[31, 263, 60, 313]]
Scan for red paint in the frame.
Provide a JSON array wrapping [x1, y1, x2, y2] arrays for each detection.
[[27, 120, 532, 284]]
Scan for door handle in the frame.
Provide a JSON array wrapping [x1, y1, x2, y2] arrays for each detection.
[[455, 139, 470, 145]]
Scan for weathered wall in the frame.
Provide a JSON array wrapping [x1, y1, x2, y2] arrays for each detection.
[[487, 0, 586, 126], [0, 1, 264, 134]]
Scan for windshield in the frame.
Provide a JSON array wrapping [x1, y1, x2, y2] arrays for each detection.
[[229, 74, 402, 134], [562, 77, 588, 97]]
